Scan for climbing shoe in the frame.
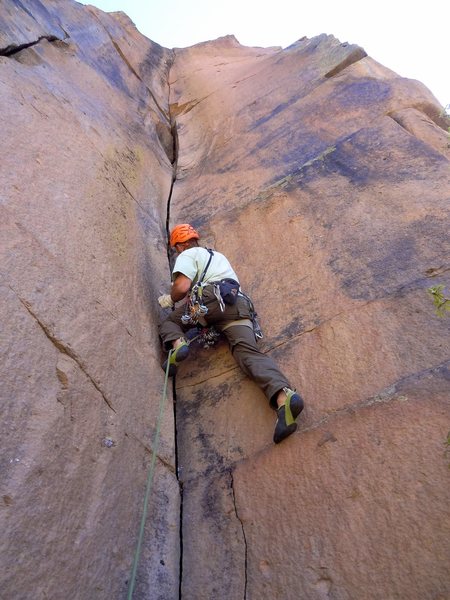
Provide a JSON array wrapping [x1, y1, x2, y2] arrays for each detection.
[[273, 388, 304, 444], [162, 340, 189, 377]]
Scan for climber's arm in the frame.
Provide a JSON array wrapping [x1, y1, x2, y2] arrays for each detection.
[[171, 273, 192, 302]]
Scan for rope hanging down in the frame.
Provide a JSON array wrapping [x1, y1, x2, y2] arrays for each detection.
[[126, 349, 173, 600]]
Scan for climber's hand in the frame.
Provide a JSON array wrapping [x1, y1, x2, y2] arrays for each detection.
[[158, 294, 174, 308]]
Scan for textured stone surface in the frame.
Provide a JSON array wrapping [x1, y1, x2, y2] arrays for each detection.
[[169, 32, 450, 600], [234, 370, 450, 600], [1, 2, 450, 599], [1, 1, 179, 598]]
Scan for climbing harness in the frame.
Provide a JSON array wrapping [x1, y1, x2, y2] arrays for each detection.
[[239, 291, 263, 339], [181, 249, 214, 326], [126, 350, 173, 600], [180, 248, 263, 339]]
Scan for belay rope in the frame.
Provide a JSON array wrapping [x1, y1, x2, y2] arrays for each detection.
[[126, 349, 173, 600], [126, 325, 223, 596]]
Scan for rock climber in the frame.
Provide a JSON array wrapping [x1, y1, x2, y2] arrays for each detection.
[[158, 223, 304, 444]]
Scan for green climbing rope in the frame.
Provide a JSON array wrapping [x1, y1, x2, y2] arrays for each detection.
[[126, 349, 173, 599]]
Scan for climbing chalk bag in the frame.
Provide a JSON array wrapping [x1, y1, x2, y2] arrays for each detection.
[[218, 278, 240, 305]]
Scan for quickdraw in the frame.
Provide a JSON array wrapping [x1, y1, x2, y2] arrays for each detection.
[[190, 326, 222, 348], [181, 283, 209, 325]]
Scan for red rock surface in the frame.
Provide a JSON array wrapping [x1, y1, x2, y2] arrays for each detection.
[[1, 2, 178, 598], [1, 2, 449, 599], [170, 30, 450, 600]]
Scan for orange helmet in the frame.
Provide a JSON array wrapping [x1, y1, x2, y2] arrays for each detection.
[[169, 224, 200, 247]]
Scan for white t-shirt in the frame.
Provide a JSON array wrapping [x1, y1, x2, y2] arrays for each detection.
[[172, 247, 239, 285]]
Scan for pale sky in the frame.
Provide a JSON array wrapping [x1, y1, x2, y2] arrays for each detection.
[[78, 0, 448, 108]]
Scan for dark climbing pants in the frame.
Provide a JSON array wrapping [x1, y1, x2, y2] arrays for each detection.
[[159, 286, 290, 408]]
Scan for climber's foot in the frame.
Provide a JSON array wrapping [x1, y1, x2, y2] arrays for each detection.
[[273, 388, 304, 444], [162, 339, 189, 377]]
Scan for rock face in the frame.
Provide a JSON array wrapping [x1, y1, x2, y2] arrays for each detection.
[[1, 2, 449, 600], [1, 2, 178, 598]]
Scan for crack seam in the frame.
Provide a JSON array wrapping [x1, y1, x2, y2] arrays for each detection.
[[324, 47, 367, 78], [176, 302, 374, 390], [230, 470, 248, 600], [13, 288, 116, 413], [0, 35, 61, 57], [298, 358, 450, 437], [177, 281, 446, 390], [177, 364, 241, 390], [260, 271, 446, 354], [86, 7, 142, 83], [119, 178, 149, 215], [182, 358, 450, 487], [125, 432, 176, 474], [165, 53, 184, 600], [87, 7, 172, 122]]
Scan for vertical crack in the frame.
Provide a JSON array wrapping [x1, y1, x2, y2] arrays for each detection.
[[165, 114, 179, 263], [165, 52, 179, 263], [173, 379, 184, 600], [230, 470, 248, 599], [164, 58, 183, 599]]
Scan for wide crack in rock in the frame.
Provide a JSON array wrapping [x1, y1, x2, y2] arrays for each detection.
[[0, 35, 62, 57]]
